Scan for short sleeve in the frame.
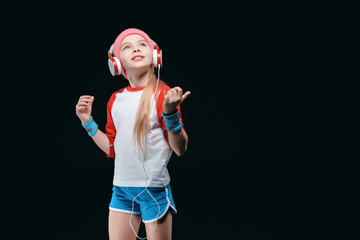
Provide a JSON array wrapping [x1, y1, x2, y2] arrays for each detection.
[[105, 93, 117, 158]]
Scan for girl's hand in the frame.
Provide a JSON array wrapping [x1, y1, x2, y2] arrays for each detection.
[[163, 87, 191, 114], [76, 95, 94, 124]]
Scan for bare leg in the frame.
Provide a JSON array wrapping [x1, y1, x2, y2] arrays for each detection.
[[145, 210, 172, 240], [108, 210, 141, 240]]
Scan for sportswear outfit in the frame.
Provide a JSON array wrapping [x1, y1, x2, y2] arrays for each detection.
[[106, 84, 184, 222]]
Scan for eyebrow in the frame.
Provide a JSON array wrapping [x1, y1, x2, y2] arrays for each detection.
[[120, 41, 130, 49], [120, 39, 147, 49]]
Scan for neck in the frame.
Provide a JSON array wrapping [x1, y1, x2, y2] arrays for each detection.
[[126, 68, 151, 88]]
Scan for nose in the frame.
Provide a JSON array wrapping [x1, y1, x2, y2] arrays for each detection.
[[133, 49, 140, 53]]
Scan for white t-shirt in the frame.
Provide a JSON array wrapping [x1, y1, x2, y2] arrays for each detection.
[[105, 84, 184, 187]]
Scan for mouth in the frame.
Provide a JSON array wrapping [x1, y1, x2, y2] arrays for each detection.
[[131, 55, 145, 61]]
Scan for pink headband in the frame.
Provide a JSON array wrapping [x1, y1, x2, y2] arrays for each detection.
[[113, 28, 155, 79]]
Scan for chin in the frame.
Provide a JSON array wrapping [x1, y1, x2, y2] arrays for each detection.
[[128, 61, 152, 70]]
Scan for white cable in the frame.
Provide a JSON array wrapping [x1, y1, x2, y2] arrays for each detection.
[[155, 64, 160, 99], [129, 65, 162, 239], [129, 169, 161, 239]]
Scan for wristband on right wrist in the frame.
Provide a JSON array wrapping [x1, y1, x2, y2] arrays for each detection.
[[82, 116, 98, 137]]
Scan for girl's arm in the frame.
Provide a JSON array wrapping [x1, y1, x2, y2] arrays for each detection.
[[76, 95, 110, 155], [91, 130, 110, 155], [163, 87, 191, 156], [168, 128, 188, 156]]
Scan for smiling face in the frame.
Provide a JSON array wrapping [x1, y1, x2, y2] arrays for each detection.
[[119, 34, 153, 73]]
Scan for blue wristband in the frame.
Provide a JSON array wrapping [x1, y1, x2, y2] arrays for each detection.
[[82, 116, 98, 137], [162, 110, 182, 132]]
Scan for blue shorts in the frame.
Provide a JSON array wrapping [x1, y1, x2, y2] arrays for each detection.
[[109, 184, 177, 223]]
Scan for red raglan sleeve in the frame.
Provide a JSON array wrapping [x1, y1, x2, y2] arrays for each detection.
[[105, 93, 117, 158], [156, 85, 186, 145]]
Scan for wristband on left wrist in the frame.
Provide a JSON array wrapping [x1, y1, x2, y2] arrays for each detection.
[[162, 110, 182, 132]]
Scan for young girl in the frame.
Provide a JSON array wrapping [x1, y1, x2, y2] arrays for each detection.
[[75, 28, 190, 240]]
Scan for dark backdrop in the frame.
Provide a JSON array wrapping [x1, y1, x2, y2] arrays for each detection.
[[1, 1, 359, 239]]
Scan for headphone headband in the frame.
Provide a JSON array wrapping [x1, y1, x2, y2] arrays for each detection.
[[108, 44, 114, 59]]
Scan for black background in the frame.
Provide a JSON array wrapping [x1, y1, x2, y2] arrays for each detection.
[[1, 0, 359, 239]]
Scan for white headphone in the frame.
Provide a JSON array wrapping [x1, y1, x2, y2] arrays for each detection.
[[107, 41, 163, 76]]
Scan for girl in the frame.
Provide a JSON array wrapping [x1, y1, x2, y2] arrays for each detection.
[[75, 28, 190, 240]]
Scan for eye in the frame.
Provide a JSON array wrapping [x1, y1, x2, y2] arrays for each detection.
[[122, 45, 130, 50], [140, 42, 147, 47]]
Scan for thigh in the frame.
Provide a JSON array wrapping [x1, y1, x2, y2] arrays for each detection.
[[108, 210, 141, 240], [145, 210, 172, 240]]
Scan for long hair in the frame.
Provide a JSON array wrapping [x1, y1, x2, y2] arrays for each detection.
[[133, 69, 166, 151]]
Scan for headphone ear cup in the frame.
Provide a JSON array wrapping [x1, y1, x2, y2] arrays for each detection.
[[153, 48, 163, 68], [108, 57, 121, 76]]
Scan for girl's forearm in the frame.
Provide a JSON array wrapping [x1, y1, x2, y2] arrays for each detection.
[[168, 128, 188, 156], [91, 129, 110, 155]]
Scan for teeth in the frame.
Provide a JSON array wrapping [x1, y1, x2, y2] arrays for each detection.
[[133, 56, 143, 60]]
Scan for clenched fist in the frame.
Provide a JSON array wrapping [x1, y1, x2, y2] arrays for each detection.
[[163, 87, 191, 114], [75, 95, 94, 124]]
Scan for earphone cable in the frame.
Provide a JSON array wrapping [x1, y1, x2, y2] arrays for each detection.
[[129, 65, 162, 239]]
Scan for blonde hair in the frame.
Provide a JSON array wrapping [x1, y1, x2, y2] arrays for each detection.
[[133, 69, 166, 151]]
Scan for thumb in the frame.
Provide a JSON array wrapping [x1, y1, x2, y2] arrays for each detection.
[[181, 91, 191, 103], [89, 96, 95, 106]]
